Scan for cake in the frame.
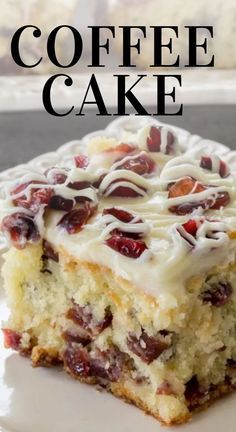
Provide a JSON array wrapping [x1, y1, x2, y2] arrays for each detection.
[[1, 117, 236, 426]]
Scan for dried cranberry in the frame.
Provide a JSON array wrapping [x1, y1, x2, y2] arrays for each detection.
[[108, 185, 144, 198], [67, 304, 112, 337], [66, 304, 94, 330], [2, 328, 22, 350], [227, 359, 236, 369], [63, 345, 90, 377], [127, 330, 170, 364], [93, 174, 106, 189], [74, 155, 89, 169], [67, 181, 92, 190], [49, 195, 74, 212], [200, 156, 229, 178], [104, 178, 146, 198], [168, 177, 230, 214], [147, 126, 175, 154], [177, 219, 200, 247], [184, 376, 207, 408], [201, 282, 233, 307], [11, 181, 53, 213], [170, 203, 203, 215], [106, 235, 147, 258], [219, 161, 229, 178], [63, 330, 91, 346], [31, 188, 54, 211], [115, 153, 155, 176], [74, 196, 93, 205], [200, 156, 213, 172], [90, 346, 125, 382], [45, 168, 68, 185], [99, 309, 113, 332], [103, 208, 143, 239], [103, 207, 136, 223], [11, 181, 40, 200], [209, 191, 230, 210], [1, 212, 40, 249], [168, 177, 206, 199], [42, 240, 59, 262], [58, 204, 96, 234], [182, 219, 198, 237]]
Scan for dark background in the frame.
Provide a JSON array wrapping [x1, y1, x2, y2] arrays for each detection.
[[0, 105, 235, 172]]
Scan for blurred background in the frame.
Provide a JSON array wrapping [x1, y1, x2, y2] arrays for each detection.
[[0, 0, 235, 171]]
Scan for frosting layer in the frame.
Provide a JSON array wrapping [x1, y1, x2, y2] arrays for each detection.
[[1, 118, 236, 301]]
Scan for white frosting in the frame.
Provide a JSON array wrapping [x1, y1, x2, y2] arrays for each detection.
[[1, 118, 236, 303]]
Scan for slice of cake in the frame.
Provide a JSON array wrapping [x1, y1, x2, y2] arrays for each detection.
[[1, 118, 236, 425]]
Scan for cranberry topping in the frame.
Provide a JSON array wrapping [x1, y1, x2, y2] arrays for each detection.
[[63, 330, 91, 346], [106, 235, 147, 258], [219, 162, 229, 178], [103, 207, 137, 223], [67, 180, 95, 203], [177, 219, 200, 247], [168, 177, 206, 198], [147, 126, 175, 154], [30, 188, 54, 212], [115, 153, 155, 176], [201, 282, 233, 307], [11, 180, 40, 198], [42, 240, 59, 262], [102, 207, 143, 239], [127, 330, 170, 364], [180, 217, 226, 244], [170, 203, 201, 216], [67, 181, 92, 191], [90, 346, 125, 382], [156, 381, 176, 396], [58, 204, 96, 234], [1, 212, 40, 249], [103, 177, 146, 198], [168, 177, 230, 215], [182, 219, 198, 237], [184, 376, 207, 408], [74, 196, 93, 205], [67, 304, 113, 336], [200, 156, 229, 178], [93, 174, 106, 189], [74, 155, 89, 169], [108, 185, 144, 198], [219, 161, 229, 178], [49, 195, 74, 212], [2, 328, 22, 350], [209, 191, 230, 210], [11, 181, 53, 213], [45, 168, 68, 185], [63, 345, 90, 377]]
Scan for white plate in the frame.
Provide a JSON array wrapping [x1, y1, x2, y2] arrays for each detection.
[[1, 117, 236, 432]]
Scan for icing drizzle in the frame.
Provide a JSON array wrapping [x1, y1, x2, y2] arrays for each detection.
[[1, 121, 236, 299]]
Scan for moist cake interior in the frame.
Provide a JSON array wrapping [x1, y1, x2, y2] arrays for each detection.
[[1, 119, 236, 425]]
